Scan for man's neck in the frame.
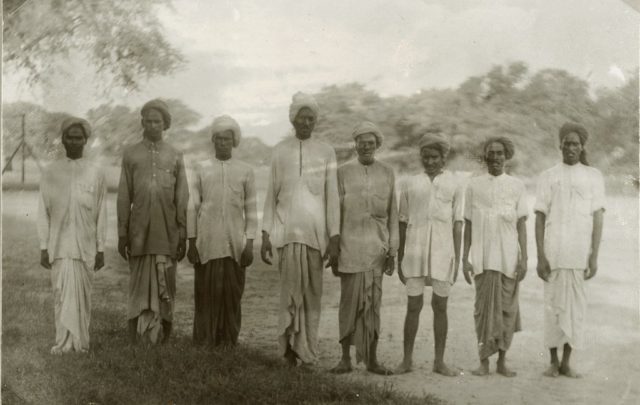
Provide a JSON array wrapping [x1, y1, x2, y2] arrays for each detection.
[[216, 154, 232, 161], [358, 157, 375, 166], [295, 133, 311, 141], [66, 153, 82, 160], [143, 134, 163, 143], [426, 169, 443, 181]]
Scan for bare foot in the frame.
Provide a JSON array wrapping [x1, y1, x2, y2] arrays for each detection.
[[543, 364, 560, 377], [394, 360, 413, 374], [330, 359, 353, 374], [367, 363, 394, 376], [559, 365, 582, 378], [433, 362, 459, 377], [471, 363, 490, 376], [284, 349, 298, 368], [497, 362, 517, 377]]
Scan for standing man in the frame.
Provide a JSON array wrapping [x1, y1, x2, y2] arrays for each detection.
[[187, 115, 258, 346], [395, 134, 463, 376], [261, 92, 340, 366], [534, 123, 605, 378], [330, 122, 398, 375], [462, 137, 528, 377], [38, 117, 107, 354], [117, 99, 189, 345]]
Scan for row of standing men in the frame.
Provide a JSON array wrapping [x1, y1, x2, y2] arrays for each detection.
[[38, 93, 604, 379]]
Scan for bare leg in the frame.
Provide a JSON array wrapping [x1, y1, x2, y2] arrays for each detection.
[[472, 358, 490, 376], [395, 295, 423, 374], [330, 339, 353, 373], [284, 343, 297, 367], [128, 318, 138, 345], [543, 348, 560, 377], [161, 320, 172, 343], [432, 294, 458, 377], [496, 350, 516, 377], [559, 343, 581, 378], [367, 338, 393, 375]]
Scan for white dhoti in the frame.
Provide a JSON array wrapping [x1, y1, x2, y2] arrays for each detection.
[[544, 268, 586, 349], [50, 258, 93, 354]]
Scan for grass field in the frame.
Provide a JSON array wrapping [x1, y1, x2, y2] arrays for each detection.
[[2, 182, 639, 404], [1, 192, 441, 405]]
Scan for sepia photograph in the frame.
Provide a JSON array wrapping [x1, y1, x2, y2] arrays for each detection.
[[2, 0, 639, 403]]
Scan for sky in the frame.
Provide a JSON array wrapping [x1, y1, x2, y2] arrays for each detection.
[[3, 0, 638, 145]]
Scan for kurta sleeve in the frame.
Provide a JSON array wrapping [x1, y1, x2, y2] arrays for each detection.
[[325, 148, 341, 238], [37, 182, 50, 250], [464, 184, 473, 221], [516, 181, 529, 219], [533, 172, 551, 215], [186, 165, 201, 239], [591, 170, 606, 213], [116, 153, 132, 238], [244, 168, 258, 239], [387, 169, 400, 256], [453, 180, 465, 222], [174, 152, 190, 240], [261, 152, 277, 234], [95, 169, 108, 251], [398, 179, 409, 223]]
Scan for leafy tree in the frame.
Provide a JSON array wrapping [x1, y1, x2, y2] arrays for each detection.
[[3, 0, 184, 92]]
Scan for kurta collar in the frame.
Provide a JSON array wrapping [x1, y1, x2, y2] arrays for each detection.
[[142, 137, 164, 149]]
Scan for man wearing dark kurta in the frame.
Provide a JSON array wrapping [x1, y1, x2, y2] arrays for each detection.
[[462, 137, 528, 377], [330, 121, 398, 375], [187, 115, 257, 346], [117, 99, 189, 344]]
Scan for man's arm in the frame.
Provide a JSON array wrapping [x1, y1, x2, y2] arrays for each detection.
[[324, 149, 340, 270], [186, 166, 201, 265], [175, 153, 190, 242], [586, 209, 604, 280], [241, 169, 258, 268], [516, 216, 528, 281], [535, 212, 550, 281], [116, 154, 132, 260], [462, 219, 473, 284], [94, 170, 108, 271], [452, 220, 463, 282], [261, 154, 277, 265], [37, 184, 51, 269]]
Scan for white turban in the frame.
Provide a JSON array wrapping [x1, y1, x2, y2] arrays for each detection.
[[352, 121, 384, 147], [419, 133, 451, 158], [288, 92, 319, 123], [211, 115, 241, 147]]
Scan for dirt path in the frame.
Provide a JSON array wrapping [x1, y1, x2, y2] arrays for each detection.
[[4, 191, 639, 405]]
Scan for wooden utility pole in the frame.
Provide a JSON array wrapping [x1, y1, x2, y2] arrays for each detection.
[[21, 114, 26, 184]]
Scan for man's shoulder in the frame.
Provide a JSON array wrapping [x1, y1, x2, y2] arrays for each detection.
[[231, 158, 254, 174], [338, 159, 358, 173]]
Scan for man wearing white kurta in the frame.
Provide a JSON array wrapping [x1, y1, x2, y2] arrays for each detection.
[[261, 92, 340, 366], [534, 122, 605, 378], [462, 137, 528, 377], [396, 134, 464, 376], [38, 117, 107, 354]]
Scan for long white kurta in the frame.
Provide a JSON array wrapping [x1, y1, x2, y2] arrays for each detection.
[[399, 170, 464, 283], [464, 173, 528, 278], [534, 163, 605, 349], [37, 158, 107, 353]]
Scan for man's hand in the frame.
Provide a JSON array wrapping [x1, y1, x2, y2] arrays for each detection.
[[462, 260, 474, 285], [585, 253, 598, 280], [536, 255, 551, 282], [323, 235, 340, 271], [240, 240, 254, 267], [177, 238, 187, 262], [515, 258, 527, 282], [40, 250, 51, 269], [187, 239, 201, 265], [118, 237, 130, 261], [384, 255, 395, 276], [94, 251, 105, 271], [397, 254, 406, 285], [261, 231, 273, 265]]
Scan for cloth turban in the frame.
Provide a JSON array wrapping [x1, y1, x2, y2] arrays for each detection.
[[558, 122, 588, 145], [419, 133, 450, 158], [352, 121, 384, 147], [211, 115, 242, 147], [289, 92, 319, 123], [483, 136, 515, 160], [61, 117, 91, 138], [141, 99, 171, 130]]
